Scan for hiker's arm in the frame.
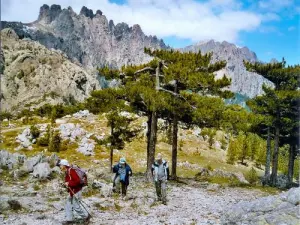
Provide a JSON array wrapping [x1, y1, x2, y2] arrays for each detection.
[[68, 169, 81, 187], [112, 165, 118, 173]]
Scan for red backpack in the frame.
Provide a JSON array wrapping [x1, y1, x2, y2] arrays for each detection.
[[71, 165, 88, 187]]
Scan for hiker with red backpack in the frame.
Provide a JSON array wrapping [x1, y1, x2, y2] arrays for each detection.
[[58, 159, 90, 225]]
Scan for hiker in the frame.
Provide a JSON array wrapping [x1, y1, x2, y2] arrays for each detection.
[[152, 153, 169, 205], [58, 159, 90, 225], [112, 157, 132, 197]]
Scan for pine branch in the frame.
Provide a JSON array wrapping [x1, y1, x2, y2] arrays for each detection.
[[157, 87, 187, 101], [134, 67, 155, 75]]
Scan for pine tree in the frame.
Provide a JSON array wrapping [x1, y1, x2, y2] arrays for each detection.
[[86, 88, 138, 171], [245, 60, 300, 186], [145, 49, 233, 179]]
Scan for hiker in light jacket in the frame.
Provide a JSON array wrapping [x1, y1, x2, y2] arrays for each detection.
[[112, 157, 132, 197], [152, 153, 169, 205], [58, 159, 90, 225]]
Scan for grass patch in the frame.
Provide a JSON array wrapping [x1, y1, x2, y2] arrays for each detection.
[[82, 186, 100, 197], [47, 197, 61, 202]]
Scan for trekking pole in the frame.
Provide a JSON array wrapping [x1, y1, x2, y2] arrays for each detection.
[[68, 187, 92, 218]]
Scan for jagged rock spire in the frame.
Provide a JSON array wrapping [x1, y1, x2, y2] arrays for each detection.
[[38, 4, 62, 23]]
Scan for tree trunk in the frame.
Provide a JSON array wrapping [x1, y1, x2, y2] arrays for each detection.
[[270, 125, 280, 186], [264, 126, 271, 183], [146, 112, 152, 166], [171, 80, 178, 180], [110, 146, 113, 172], [287, 145, 295, 187], [110, 124, 114, 172], [145, 110, 158, 181]]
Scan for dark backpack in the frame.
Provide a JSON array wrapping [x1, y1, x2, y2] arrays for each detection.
[[163, 162, 170, 180], [71, 165, 88, 186]]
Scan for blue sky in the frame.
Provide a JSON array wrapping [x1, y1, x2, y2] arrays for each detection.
[[2, 0, 299, 65]]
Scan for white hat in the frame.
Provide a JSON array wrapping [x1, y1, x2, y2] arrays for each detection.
[[157, 153, 162, 160], [119, 157, 126, 164], [59, 159, 69, 167]]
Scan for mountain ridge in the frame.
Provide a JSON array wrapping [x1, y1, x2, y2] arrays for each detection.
[[1, 4, 273, 99]]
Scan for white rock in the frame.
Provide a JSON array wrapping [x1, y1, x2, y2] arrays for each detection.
[[55, 119, 67, 124], [77, 138, 95, 156], [214, 141, 222, 149], [193, 128, 202, 136], [286, 187, 300, 205], [73, 110, 90, 118], [22, 155, 42, 172], [33, 162, 51, 179]]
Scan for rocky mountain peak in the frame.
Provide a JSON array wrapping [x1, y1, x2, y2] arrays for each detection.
[[181, 39, 271, 97], [80, 6, 94, 19], [1, 4, 167, 69], [38, 4, 62, 24]]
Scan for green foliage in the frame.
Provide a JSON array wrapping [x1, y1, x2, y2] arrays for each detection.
[[0, 111, 13, 121], [37, 125, 50, 147], [278, 144, 289, 175], [245, 60, 300, 185], [35, 104, 53, 117], [49, 130, 61, 152], [60, 139, 70, 152], [98, 66, 120, 80], [17, 70, 25, 79], [201, 128, 216, 148], [245, 167, 259, 185], [227, 132, 266, 166], [227, 138, 238, 164], [30, 125, 40, 139]]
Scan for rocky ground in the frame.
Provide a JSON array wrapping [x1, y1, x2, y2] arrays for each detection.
[[1, 110, 299, 224], [1, 171, 287, 225]]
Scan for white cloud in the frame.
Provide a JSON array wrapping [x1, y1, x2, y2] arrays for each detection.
[[2, 0, 265, 43], [288, 26, 295, 31], [258, 0, 294, 11], [261, 13, 281, 22]]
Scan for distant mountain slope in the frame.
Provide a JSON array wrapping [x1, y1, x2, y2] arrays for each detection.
[[181, 40, 273, 97], [0, 28, 101, 111]]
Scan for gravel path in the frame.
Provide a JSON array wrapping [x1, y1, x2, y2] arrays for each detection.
[[1, 178, 267, 225]]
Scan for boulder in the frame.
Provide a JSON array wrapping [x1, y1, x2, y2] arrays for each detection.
[[22, 154, 42, 172], [15, 128, 32, 148], [233, 172, 249, 184], [0, 150, 26, 169], [286, 188, 300, 205], [193, 128, 202, 136], [73, 110, 90, 118], [33, 162, 51, 179], [0, 197, 9, 211], [77, 137, 95, 156], [221, 187, 300, 225]]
